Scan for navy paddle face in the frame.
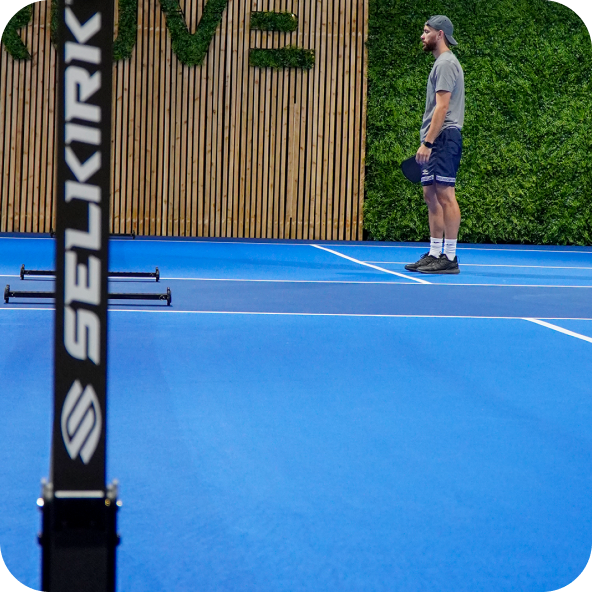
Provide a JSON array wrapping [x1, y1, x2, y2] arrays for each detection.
[[400, 156, 422, 184]]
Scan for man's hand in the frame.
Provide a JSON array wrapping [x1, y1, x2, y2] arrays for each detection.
[[416, 143, 432, 165]]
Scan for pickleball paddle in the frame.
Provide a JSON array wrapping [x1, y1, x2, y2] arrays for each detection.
[[400, 156, 423, 184]]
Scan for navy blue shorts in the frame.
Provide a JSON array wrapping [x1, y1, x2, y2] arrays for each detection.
[[420, 127, 462, 187]]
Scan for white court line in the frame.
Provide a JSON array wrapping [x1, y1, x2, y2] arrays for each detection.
[[0, 307, 52, 311], [524, 318, 592, 344], [311, 244, 430, 284], [158, 277, 592, 288], [2, 235, 592, 255], [363, 262, 592, 270], [160, 277, 411, 283], [2, 308, 592, 322], [4, 275, 592, 288], [107, 311, 592, 321], [338, 245, 592, 254]]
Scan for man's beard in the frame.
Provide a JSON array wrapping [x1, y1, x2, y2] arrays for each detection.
[[423, 39, 437, 52]]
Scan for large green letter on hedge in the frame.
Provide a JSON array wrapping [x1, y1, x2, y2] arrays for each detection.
[[1, 4, 33, 60], [158, 0, 228, 66]]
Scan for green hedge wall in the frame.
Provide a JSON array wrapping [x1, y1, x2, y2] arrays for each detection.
[[365, 0, 592, 244]]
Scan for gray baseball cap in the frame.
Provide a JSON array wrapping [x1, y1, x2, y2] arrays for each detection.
[[426, 15, 458, 46]]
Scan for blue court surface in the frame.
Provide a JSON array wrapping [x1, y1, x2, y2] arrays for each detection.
[[1, 235, 592, 591]]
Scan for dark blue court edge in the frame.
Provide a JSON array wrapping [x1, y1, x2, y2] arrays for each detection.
[[168, 281, 592, 319], [40, 2, 119, 591]]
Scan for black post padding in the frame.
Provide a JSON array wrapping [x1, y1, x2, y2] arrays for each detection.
[[39, 481, 120, 592], [4, 285, 9, 304], [20, 264, 25, 280], [46, 0, 117, 588]]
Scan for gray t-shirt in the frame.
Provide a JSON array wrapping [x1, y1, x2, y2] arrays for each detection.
[[420, 51, 465, 142]]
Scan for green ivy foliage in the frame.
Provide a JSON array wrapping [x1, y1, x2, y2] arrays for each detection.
[[159, 0, 228, 66], [250, 12, 298, 32], [3, 0, 315, 72], [113, 0, 138, 60], [51, 0, 58, 47], [365, 0, 592, 244], [250, 46, 314, 69], [1, 4, 33, 60]]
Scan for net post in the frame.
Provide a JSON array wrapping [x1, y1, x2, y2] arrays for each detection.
[[39, 0, 119, 590]]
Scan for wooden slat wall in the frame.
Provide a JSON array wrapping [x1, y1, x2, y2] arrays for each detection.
[[0, 0, 367, 240], [1, 1, 57, 233]]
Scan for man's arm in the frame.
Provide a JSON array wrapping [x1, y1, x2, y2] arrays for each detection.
[[416, 90, 452, 164], [425, 90, 451, 143]]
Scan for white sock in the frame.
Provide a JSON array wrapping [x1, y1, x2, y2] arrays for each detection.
[[444, 239, 457, 261], [429, 237, 443, 258]]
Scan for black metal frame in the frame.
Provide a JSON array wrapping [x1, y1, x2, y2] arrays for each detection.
[[5, 285, 172, 305], [38, 480, 121, 592], [20, 264, 160, 281]]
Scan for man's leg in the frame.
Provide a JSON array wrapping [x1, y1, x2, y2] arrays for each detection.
[[423, 183, 445, 238], [404, 184, 445, 271], [435, 184, 461, 239], [435, 183, 461, 262]]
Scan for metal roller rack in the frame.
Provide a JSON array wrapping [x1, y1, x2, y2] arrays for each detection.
[[20, 264, 160, 282], [4, 285, 172, 306]]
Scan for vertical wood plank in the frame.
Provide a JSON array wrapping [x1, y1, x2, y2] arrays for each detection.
[[244, 2, 259, 238], [343, 0, 355, 240], [238, 0, 248, 237], [0, 46, 10, 232], [170, 47, 181, 236], [306, 0, 322, 240], [196, 0, 208, 237], [228, 0, 242, 236], [220, 3, 232, 236], [45, 9, 58, 232], [35, 2, 47, 233], [30, 4, 43, 232], [22, 13, 34, 233], [13, 53, 26, 232], [294, 0, 308, 240], [352, 0, 367, 240], [112, 1, 126, 234], [211, 5, 223, 236], [335, 0, 349, 240], [135, 0, 149, 236]]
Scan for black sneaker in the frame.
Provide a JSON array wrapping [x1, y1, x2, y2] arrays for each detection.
[[417, 254, 460, 274], [404, 252, 438, 272]]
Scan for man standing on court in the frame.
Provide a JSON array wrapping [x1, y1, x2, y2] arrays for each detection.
[[405, 15, 464, 274]]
